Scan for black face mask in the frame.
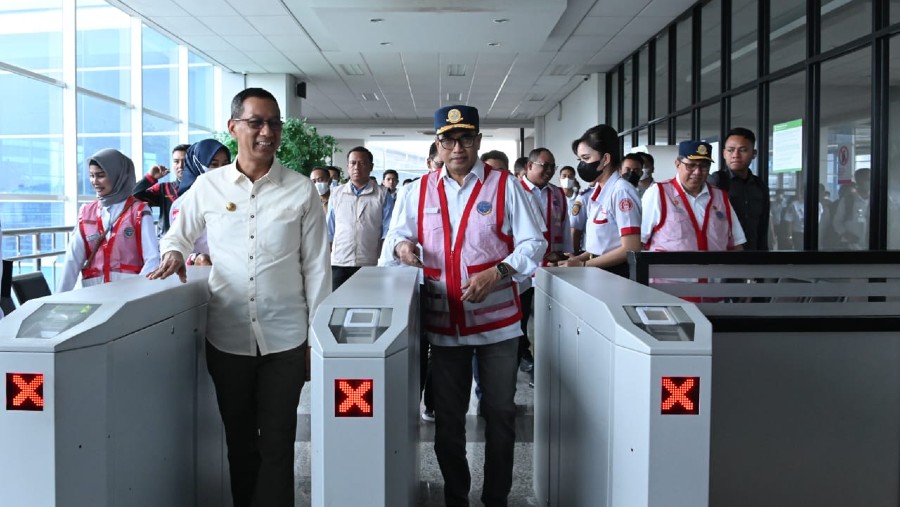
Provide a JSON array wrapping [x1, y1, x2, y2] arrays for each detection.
[[577, 160, 603, 182], [626, 171, 641, 186]]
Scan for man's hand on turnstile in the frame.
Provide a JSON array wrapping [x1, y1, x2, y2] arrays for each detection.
[[394, 240, 423, 267], [147, 251, 187, 283]]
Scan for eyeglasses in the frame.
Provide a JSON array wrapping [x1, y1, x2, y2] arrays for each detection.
[[437, 135, 478, 150], [532, 160, 556, 171], [679, 160, 711, 173], [232, 117, 284, 131]]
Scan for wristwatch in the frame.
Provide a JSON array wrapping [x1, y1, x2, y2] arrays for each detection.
[[496, 262, 511, 279]]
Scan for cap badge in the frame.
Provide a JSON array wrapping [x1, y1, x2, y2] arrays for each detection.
[[447, 109, 463, 124], [697, 144, 708, 156]]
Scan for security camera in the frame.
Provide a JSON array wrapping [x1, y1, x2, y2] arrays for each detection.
[[581, 75, 590, 82]]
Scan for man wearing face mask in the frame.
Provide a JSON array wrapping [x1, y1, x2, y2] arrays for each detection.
[[561, 124, 642, 277], [636, 152, 655, 198], [309, 167, 331, 212], [620, 153, 644, 187], [327, 166, 342, 188]]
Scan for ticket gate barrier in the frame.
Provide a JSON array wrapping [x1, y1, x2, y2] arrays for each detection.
[[0, 271, 228, 507], [310, 267, 420, 507], [533, 267, 712, 507]]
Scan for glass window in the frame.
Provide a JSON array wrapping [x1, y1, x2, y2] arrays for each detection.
[[76, 0, 131, 101], [609, 69, 619, 130], [730, 89, 758, 137], [818, 48, 871, 250], [637, 129, 649, 148], [0, 73, 65, 196], [675, 17, 693, 111], [821, 0, 871, 52], [189, 52, 216, 130], [623, 58, 634, 129], [654, 32, 670, 119], [638, 46, 650, 125], [142, 25, 179, 117], [731, 0, 758, 87], [768, 72, 805, 250], [894, 0, 900, 24], [0, 1, 63, 80], [77, 93, 132, 197], [700, 0, 722, 101], [654, 122, 670, 146], [770, 1, 806, 73], [674, 114, 692, 144], [699, 102, 720, 145], [142, 113, 179, 175], [890, 36, 900, 248]]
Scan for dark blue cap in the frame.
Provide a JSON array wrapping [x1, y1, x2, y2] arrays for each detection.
[[434, 105, 479, 136], [678, 140, 715, 162]]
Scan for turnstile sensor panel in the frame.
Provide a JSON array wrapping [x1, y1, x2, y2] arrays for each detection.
[[624, 305, 695, 342], [16, 303, 100, 339]]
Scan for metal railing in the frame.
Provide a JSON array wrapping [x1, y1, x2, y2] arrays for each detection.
[[2, 225, 75, 288]]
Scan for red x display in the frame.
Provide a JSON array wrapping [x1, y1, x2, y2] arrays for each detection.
[[661, 376, 699, 415], [6, 373, 44, 411], [335, 379, 374, 418]]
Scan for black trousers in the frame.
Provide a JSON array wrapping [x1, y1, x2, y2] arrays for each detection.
[[432, 338, 519, 507], [331, 265, 362, 291], [420, 339, 434, 410], [517, 288, 534, 361], [205, 340, 306, 507]]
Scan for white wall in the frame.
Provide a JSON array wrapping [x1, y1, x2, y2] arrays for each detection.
[[539, 74, 606, 185], [219, 73, 302, 120]]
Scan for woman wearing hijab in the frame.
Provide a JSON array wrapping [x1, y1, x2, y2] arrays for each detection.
[[58, 149, 160, 292], [168, 139, 231, 265]]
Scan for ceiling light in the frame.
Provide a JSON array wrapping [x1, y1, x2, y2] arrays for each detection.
[[370, 18, 384, 23], [339, 64, 365, 76], [447, 92, 463, 101], [488, 42, 500, 47], [493, 18, 509, 24], [447, 64, 467, 77], [380, 42, 391, 46], [361, 92, 380, 101]]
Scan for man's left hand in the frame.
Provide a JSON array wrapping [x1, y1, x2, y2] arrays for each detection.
[[460, 267, 501, 303]]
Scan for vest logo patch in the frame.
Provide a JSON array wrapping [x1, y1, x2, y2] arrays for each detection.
[[572, 201, 582, 215], [86, 233, 101, 242], [618, 198, 635, 212], [123, 226, 135, 238], [476, 201, 493, 215]]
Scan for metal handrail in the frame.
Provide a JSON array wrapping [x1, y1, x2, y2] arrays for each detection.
[[2, 225, 74, 264]]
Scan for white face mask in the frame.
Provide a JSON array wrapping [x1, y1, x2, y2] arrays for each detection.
[[315, 181, 330, 195], [640, 168, 652, 180], [559, 177, 575, 189], [330, 179, 340, 188]]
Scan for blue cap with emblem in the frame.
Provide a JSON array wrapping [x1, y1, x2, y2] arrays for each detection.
[[434, 105, 479, 136], [678, 140, 715, 162]]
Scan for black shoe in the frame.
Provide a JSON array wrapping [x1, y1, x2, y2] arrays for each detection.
[[421, 408, 435, 422]]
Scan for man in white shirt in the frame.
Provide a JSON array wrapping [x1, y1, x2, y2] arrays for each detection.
[[383, 105, 545, 507], [149, 88, 330, 507]]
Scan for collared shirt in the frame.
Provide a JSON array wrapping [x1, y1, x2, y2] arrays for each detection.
[[520, 177, 574, 253], [59, 200, 160, 292], [640, 179, 746, 246], [570, 172, 641, 256], [381, 161, 546, 346], [159, 161, 330, 356], [326, 181, 395, 241]]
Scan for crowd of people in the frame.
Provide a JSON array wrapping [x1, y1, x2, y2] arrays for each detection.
[[49, 85, 874, 507]]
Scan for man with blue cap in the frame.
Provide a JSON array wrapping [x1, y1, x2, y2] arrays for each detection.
[[641, 140, 746, 253], [381, 105, 546, 506]]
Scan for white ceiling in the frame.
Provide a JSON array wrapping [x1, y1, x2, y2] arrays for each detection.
[[109, 0, 696, 134]]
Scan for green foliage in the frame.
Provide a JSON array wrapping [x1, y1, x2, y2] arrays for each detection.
[[215, 117, 339, 176]]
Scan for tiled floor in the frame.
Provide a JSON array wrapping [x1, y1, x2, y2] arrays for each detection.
[[293, 368, 538, 507]]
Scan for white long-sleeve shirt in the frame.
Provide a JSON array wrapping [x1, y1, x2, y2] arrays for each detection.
[[159, 161, 330, 356], [58, 200, 160, 292], [381, 161, 547, 346]]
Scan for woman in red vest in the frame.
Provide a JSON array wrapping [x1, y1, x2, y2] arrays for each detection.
[[58, 149, 160, 292]]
